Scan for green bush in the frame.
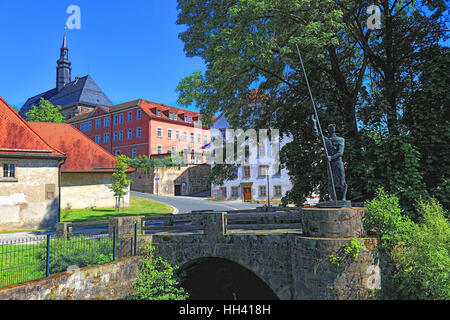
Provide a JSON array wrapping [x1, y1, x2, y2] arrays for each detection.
[[127, 243, 189, 300], [365, 188, 450, 300]]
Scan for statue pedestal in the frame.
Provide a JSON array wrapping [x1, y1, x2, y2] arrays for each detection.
[[316, 200, 352, 208], [302, 207, 365, 238]]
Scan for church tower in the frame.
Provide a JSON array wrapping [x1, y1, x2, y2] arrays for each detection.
[[56, 31, 72, 92]]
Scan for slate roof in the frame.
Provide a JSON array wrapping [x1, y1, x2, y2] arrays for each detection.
[[29, 122, 133, 173], [19, 75, 113, 118], [0, 96, 66, 158]]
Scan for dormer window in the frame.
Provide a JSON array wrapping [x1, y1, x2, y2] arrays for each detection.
[[156, 110, 161, 117]]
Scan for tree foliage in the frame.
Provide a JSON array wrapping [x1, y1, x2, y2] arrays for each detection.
[[127, 243, 189, 300], [25, 98, 65, 123], [365, 189, 449, 300], [109, 155, 132, 211], [175, 0, 449, 216]]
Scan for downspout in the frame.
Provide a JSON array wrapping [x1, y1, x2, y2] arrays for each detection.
[[57, 158, 66, 223]]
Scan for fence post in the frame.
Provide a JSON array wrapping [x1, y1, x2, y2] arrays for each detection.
[[112, 226, 117, 261], [45, 234, 51, 278], [134, 223, 138, 257]]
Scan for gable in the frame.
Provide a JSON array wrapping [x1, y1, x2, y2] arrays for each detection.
[[0, 97, 65, 158]]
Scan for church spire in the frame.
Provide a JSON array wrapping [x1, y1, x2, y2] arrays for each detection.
[[56, 28, 72, 92]]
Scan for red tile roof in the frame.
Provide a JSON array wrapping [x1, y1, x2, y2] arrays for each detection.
[[0, 96, 66, 158], [28, 122, 132, 173]]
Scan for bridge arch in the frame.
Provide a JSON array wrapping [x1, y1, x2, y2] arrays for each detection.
[[178, 257, 279, 300]]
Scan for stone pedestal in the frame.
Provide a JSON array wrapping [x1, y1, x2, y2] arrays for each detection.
[[302, 207, 365, 238], [55, 222, 72, 239]]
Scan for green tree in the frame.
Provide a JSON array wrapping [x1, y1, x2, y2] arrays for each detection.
[[127, 243, 189, 300], [109, 155, 132, 211], [25, 98, 65, 123], [175, 0, 449, 214]]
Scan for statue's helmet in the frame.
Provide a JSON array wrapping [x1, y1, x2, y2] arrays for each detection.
[[328, 124, 336, 133]]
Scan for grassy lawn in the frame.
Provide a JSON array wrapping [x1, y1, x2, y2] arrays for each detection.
[[61, 196, 173, 222]]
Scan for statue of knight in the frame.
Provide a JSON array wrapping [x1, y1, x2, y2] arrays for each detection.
[[312, 115, 348, 203]]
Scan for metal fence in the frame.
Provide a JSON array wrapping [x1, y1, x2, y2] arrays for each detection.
[[0, 225, 138, 289]]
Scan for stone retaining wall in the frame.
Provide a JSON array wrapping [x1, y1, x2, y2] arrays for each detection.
[[0, 257, 141, 300]]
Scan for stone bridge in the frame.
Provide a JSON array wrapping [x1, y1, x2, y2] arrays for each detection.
[[139, 208, 382, 300]]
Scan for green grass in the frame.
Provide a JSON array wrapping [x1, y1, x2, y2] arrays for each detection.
[[0, 242, 47, 287], [61, 196, 173, 222], [0, 236, 114, 288]]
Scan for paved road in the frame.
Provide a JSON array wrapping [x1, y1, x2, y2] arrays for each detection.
[[131, 191, 264, 214]]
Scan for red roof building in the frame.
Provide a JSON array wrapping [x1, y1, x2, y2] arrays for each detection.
[[0, 96, 65, 231], [66, 99, 211, 164], [28, 122, 131, 173], [0, 96, 65, 159], [28, 122, 133, 210]]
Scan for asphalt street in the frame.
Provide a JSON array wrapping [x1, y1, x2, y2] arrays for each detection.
[[131, 191, 264, 214]]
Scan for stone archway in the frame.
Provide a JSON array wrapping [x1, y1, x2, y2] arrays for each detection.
[[178, 257, 279, 300]]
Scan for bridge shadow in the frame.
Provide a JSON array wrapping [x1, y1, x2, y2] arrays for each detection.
[[178, 257, 279, 300]]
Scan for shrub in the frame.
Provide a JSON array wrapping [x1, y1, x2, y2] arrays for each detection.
[[365, 188, 449, 300], [127, 243, 189, 300], [36, 235, 113, 274]]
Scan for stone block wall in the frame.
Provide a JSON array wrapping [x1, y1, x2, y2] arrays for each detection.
[[0, 257, 141, 300], [0, 158, 60, 231], [130, 164, 210, 196]]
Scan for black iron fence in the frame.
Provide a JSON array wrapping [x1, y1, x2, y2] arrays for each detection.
[[0, 225, 138, 289]]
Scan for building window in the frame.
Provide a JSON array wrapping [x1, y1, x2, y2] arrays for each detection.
[[176, 130, 180, 141], [169, 112, 174, 120], [157, 145, 163, 154], [258, 165, 268, 177], [272, 143, 280, 156], [171, 146, 177, 153], [131, 148, 137, 159], [113, 131, 118, 142], [156, 110, 161, 117], [157, 127, 162, 138], [103, 133, 110, 144], [190, 133, 194, 143], [95, 135, 101, 144], [136, 127, 142, 138], [127, 128, 133, 140], [87, 121, 92, 131], [197, 134, 201, 144], [173, 113, 177, 121], [259, 186, 267, 197], [231, 186, 239, 197], [118, 113, 124, 124], [119, 130, 123, 141], [2, 163, 16, 179], [128, 111, 133, 122], [258, 144, 265, 156], [104, 117, 110, 127], [168, 129, 172, 140], [95, 119, 101, 129], [183, 132, 187, 141], [136, 110, 142, 120], [243, 166, 251, 178], [113, 115, 118, 125], [204, 134, 208, 144], [274, 185, 282, 197]]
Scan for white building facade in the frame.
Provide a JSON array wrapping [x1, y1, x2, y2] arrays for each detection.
[[210, 114, 293, 203]]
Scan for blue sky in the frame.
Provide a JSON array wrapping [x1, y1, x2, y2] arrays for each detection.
[[0, 0, 206, 110]]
